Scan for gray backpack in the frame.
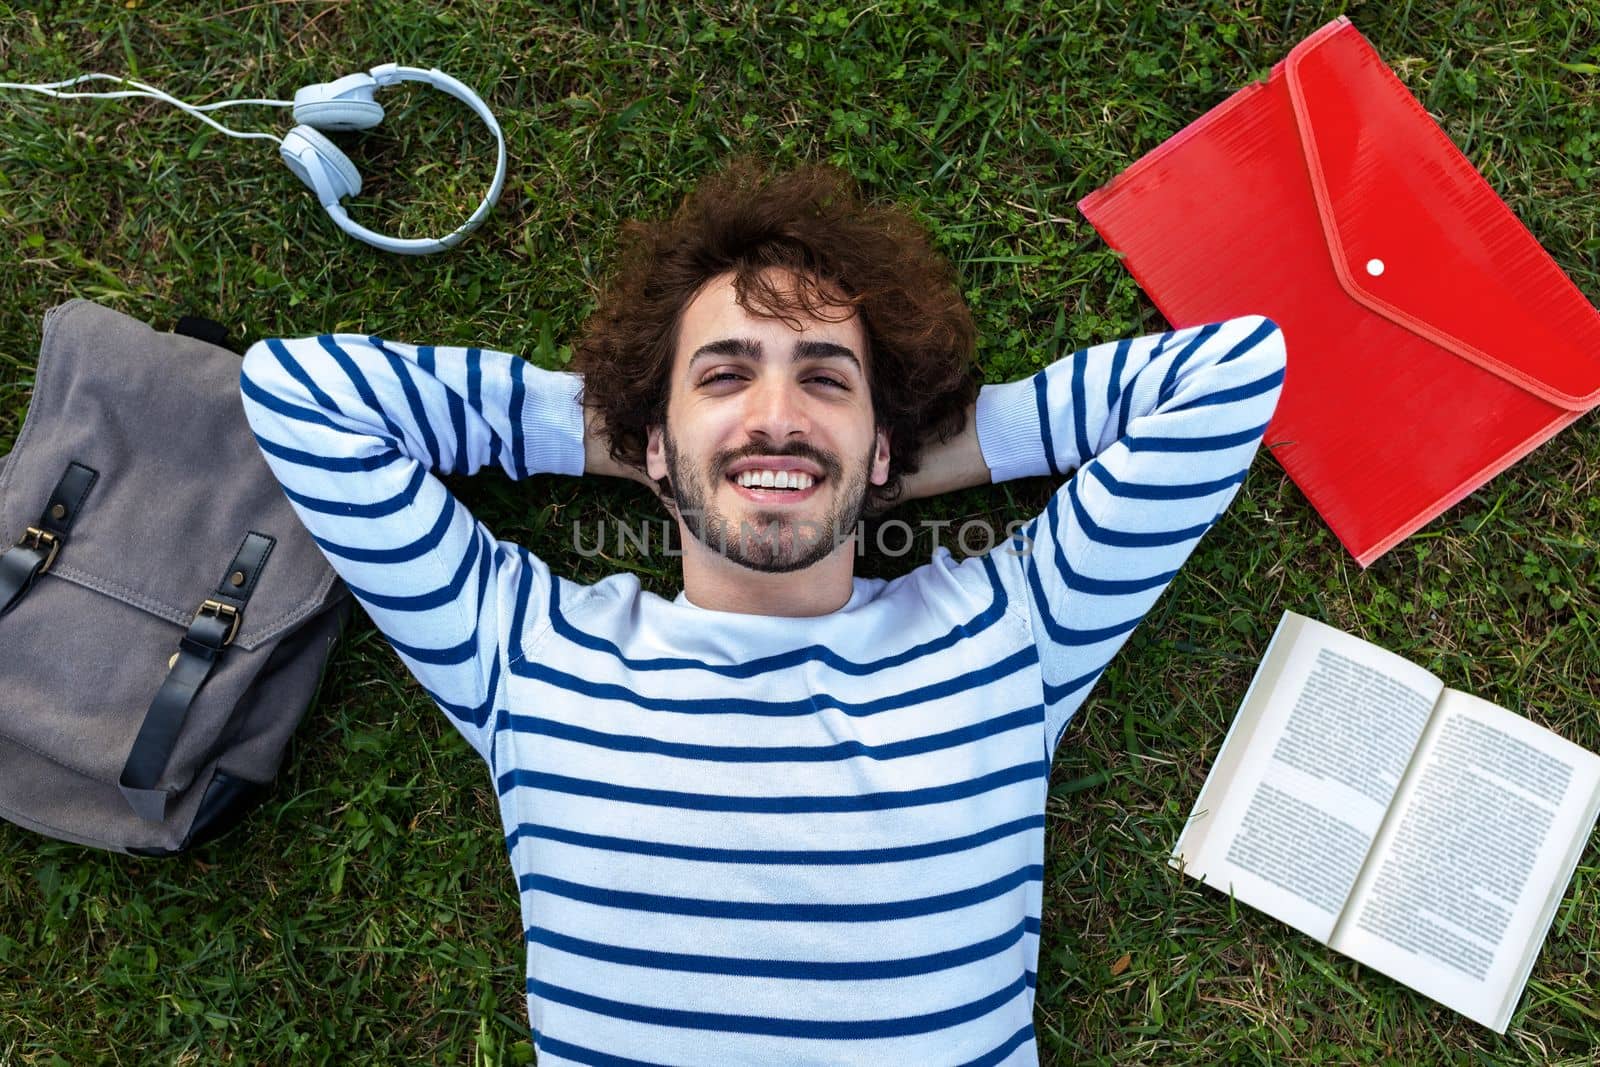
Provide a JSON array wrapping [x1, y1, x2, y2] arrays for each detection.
[[0, 299, 352, 855]]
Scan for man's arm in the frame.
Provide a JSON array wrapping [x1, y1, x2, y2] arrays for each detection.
[[943, 316, 1286, 757], [892, 399, 989, 504], [239, 335, 602, 762], [583, 401, 661, 493]]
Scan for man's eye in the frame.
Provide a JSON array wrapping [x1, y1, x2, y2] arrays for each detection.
[[701, 373, 846, 389]]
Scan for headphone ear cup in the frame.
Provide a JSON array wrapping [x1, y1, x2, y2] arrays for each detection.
[[279, 125, 362, 203], [292, 73, 384, 131], [294, 97, 385, 131]]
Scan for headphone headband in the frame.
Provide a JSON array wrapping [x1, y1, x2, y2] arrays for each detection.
[[368, 64, 498, 136]]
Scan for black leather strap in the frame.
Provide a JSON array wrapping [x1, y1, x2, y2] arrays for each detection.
[[173, 315, 237, 354], [119, 531, 276, 822], [0, 461, 97, 618]]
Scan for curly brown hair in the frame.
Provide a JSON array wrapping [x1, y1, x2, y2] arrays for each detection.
[[572, 157, 981, 512]]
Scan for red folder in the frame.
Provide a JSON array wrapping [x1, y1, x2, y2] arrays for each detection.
[[1078, 16, 1600, 567]]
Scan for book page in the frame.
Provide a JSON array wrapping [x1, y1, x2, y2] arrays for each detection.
[[1330, 690, 1600, 1033], [1172, 612, 1443, 943]]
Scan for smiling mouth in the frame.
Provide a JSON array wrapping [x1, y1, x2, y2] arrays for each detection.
[[725, 472, 824, 502]]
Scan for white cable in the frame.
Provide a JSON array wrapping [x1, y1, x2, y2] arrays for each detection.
[[0, 73, 287, 144]]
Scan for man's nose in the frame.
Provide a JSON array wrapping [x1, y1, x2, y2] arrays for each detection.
[[742, 376, 810, 441]]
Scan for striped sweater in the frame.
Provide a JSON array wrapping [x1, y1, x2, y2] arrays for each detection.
[[239, 314, 1285, 1065]]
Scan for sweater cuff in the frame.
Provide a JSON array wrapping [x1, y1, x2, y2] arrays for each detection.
[[519, 367, 587, 477], [974, 377, 1052, 483]]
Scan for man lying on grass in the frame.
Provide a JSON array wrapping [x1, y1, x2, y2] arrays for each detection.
[[240, 159, 1285, 1066]]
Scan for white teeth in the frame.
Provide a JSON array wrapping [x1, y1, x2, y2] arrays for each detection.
[[734, 470, 815, 490]]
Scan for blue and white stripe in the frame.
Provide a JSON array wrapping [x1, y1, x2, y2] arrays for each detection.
[[239, 314, 1284, 1065]]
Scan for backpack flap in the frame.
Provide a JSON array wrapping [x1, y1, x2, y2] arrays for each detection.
[[0, 299, 344, 642]]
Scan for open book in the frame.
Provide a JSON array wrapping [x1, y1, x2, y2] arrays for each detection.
[[1172, 611, 1600, 1032]]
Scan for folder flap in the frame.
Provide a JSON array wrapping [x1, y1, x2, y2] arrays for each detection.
[[1285, 18, 1600, 410]]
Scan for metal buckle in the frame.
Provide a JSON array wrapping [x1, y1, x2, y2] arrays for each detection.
[[198, 599, 241, 647], [20, 527, 61, 574]]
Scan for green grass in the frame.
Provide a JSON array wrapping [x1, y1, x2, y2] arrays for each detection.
[[2, 0, 1597, 1062]]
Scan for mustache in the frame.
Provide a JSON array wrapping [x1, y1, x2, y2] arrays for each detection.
[[717, 444, 839, 480]]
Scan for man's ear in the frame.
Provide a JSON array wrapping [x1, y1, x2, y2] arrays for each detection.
[[645, 423, 666, 482], [870, 425, 891, 486], [643, 423, 680, 516]]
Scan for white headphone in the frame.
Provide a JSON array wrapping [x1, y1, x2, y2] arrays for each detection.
[[0, 63, 506, 256]]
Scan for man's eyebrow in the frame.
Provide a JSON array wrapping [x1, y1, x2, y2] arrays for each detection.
[[796, 341, 862, 373], [687, 338, 761, 367], [687, 339, 862, 375]]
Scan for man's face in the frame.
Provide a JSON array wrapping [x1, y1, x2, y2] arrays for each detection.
[[645, 269, 890, 573]]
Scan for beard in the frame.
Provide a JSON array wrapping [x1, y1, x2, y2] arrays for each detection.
[[662, 426, 876, 574]]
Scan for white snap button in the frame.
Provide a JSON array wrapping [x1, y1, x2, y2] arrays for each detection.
[[1366, 258, 1385, 277]]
